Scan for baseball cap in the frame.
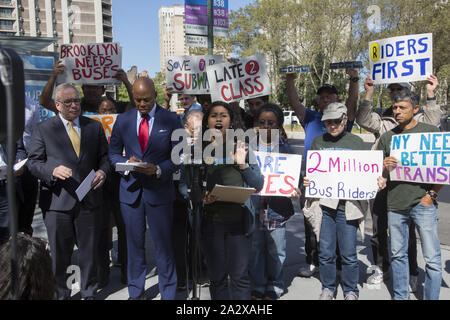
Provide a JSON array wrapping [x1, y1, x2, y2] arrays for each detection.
[[317, 84, 338, 95], [321, 102, 347, 121], [387, 82, 411, 90]]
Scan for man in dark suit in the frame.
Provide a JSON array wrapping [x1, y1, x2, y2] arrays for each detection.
[[0, 139, 27, 245], [27, 83, 110, 300], [109, 77, 182, 300]]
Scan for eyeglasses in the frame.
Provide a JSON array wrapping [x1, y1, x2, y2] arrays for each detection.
[[58, 98, 81, 106], [324, 118, 344, 126], [258, 120, 277, 127], [389, 87, 404, 92]]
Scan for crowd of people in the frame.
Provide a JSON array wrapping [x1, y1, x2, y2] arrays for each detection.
[[0, 58, 446, 301]]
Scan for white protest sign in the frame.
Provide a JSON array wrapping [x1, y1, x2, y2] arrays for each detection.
[[165, 55, 223, 94], [85, 114, 118, 143], [389, 132, 450, 185], [369, 33, 433, 85], [255, 151, 302, 197], [206, 54, 271, 103], [305, 150, 383, 200], [58, 42, 122, 85]]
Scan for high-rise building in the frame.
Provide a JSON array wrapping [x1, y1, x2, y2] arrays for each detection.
[[158, 4, 187, 75], [0, 0, 113, 51]]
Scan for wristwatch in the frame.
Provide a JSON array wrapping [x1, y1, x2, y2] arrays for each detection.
[[350, 77, 360, 83], [426, 96, 436, 101], [426, 190, 438, 204], [156, 165, 162, 178]]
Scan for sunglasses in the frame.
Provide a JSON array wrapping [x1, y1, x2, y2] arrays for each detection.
[[258, 120, 278, 127], [324, 118, 344, 126]]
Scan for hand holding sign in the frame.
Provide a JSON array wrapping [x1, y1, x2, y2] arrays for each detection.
[[426, 75, 439, 97], [52, 60, 65, 77], [364, 76, 375, 100]]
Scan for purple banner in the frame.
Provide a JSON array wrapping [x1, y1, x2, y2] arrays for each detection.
[[185, 4, 228, 27]]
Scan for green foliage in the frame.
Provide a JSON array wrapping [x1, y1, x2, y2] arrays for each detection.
[[152, 72, 166, 107], [117, 83, 129, 102], [227, 0, 449, 110]]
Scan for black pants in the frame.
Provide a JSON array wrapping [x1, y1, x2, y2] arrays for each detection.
[[371, 188, 418, 275], [97, 179, 127, 283], [44, 206, 99, 299], [172, 198, 190, 285], [16, 170, 38, 236], [201, 219, 251, 300], [0, 183, 9, 245]]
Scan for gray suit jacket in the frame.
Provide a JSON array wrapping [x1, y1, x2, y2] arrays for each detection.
[[27, 115, 110, 212]]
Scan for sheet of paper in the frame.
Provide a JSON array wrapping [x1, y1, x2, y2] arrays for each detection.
[[115, 162, 148, 172], [75, 170, 96, 201], [13, 158, 28, 172], [210, 184, 256, 204]]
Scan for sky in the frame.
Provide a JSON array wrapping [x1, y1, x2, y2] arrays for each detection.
[[112, 0, 255, 78]]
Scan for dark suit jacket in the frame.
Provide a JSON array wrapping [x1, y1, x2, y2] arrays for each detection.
[[108, 105, 183, 206], [27, 115, 110, 212]]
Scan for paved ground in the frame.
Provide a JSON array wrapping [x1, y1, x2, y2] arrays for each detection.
[[29, 132, 450, 300], [31, 204, 450, 300]]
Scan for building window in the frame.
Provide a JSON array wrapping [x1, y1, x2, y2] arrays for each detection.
[[0, 20, 14, 30], [0, 8, 13, 18]]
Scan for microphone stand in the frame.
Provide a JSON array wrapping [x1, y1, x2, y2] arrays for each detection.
[[183, 146, 208, 300]]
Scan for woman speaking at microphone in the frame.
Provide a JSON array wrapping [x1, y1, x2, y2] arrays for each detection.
[[201, 101, 264, 300]]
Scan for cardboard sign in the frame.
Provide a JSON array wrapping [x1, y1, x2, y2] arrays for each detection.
[[389, 132, 450, 185], [207, 55, 271, 103], [58, 42, 122, 85], [305, 150, 383, 200], [369, 33, 433, 85], [255, 151, 302, 197], [85, 114, 118, 143], [166, 55, 223, 94]]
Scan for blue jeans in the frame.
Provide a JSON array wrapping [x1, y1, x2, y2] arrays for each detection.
[[388, 202, 442, 300], [249, 224, 286, 297], [319, 207, 359, 296]]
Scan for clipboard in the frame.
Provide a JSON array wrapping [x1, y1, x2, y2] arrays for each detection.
[[209, 184, 256, 204]]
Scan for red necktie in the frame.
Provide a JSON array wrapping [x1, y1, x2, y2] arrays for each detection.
[[138, 116, 149, 153]]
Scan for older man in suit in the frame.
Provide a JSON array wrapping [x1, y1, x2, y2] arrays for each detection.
[[27, 83, 110, 300], [109, 77, 182, 300]]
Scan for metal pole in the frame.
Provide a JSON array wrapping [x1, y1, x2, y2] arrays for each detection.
[[207, 0, 214, 55], [6, 89, 19, 300]]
